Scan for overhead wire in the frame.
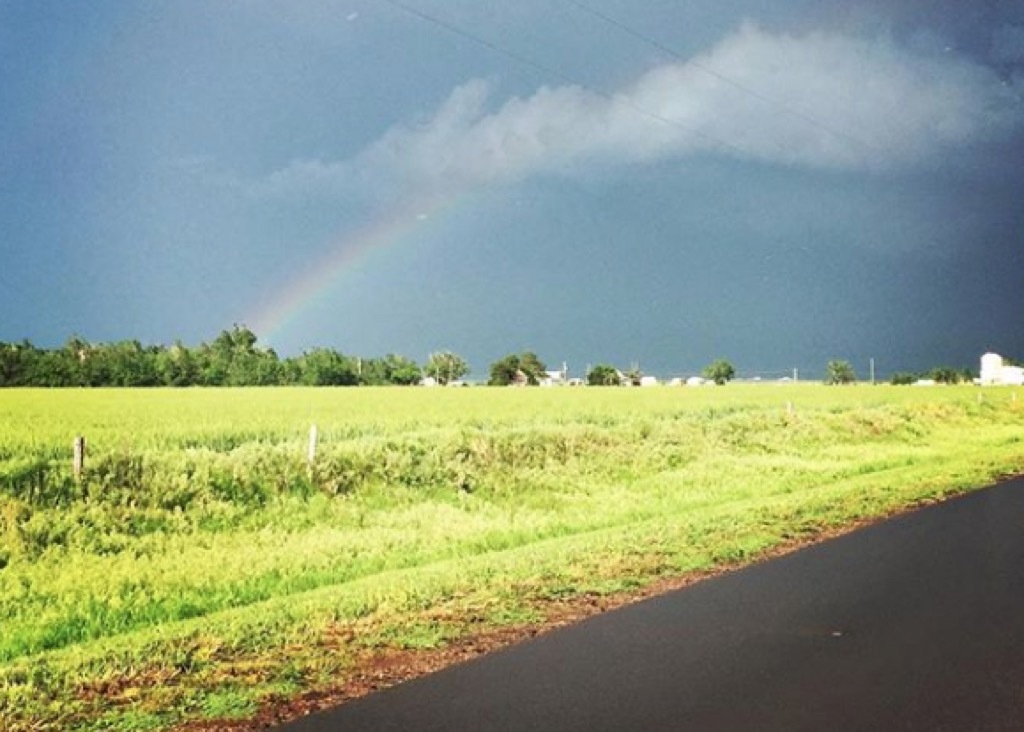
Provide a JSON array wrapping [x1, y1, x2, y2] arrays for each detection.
[[379, 0, 753, 158], [558, 0, 874, 153]]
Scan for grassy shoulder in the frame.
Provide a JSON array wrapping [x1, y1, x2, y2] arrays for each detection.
[[1, 386, 1023, 730]]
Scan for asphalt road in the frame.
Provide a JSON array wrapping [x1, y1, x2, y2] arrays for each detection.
[[285, 477, 1024, 731]]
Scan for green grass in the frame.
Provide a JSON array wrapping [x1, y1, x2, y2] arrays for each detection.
[[1, 385, 1023, 730]]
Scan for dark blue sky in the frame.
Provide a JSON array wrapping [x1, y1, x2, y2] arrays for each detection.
[[1, 0, 1022, 378]]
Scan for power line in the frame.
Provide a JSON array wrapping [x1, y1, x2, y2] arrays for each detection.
[[559, 0, 874, 153], [379, 0, 751, 158]]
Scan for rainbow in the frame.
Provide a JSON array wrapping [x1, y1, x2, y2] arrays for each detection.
[[245, 191, 451, 346]]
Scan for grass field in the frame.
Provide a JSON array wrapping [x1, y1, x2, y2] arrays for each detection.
[[2, 385, 1023, 730]]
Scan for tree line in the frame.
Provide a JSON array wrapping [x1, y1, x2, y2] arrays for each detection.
[[0, 327, 986, 388], [0, 326, 447, 387]]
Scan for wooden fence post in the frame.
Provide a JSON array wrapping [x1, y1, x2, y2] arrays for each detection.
[[73, 436, 86, 481]]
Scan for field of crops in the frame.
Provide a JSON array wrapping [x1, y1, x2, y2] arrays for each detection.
[[2, 385, 1024, 731]]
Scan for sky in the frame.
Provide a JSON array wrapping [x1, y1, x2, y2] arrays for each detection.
[[1, 0, 1023, 379]]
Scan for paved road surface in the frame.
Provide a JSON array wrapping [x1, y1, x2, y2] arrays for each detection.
[[285, 477, 1024, 731]]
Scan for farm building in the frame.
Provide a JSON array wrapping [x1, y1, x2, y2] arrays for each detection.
[[540, 367, 568, 387], [980, 353, 1024, 386]]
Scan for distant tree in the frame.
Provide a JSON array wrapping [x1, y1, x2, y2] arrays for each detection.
[[232, 349, 282, 386], [354, 357, 386, 386], [192, 325, 283, 386], [155, 341, 199, 386], [890, 371, 917, 386], [489, 352, 547, 386], [212, 324, 258, 355], [0, 341, 38, 386], [32, 348, 84, 386], [425, 351, 469, 385], [825, 360, 857, 385], [0, 330, 445, 389], [587, 363, 621, 386], [489, 354, 521, 386], [357, 354, 421, 385], [623, 363, 643, 387], [296, 348, 358, 386], [518, 352, 547, 384], [383, 354, 422, 385], [701, 358, 736, 385], [928, 366, 963, 385], [85, 340, 160, 387]]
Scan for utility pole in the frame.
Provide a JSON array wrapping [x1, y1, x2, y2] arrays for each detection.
[[870, 357, 875, 385]]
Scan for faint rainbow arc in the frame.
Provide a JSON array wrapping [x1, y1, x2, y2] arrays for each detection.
[[246, 192, 449, 345]]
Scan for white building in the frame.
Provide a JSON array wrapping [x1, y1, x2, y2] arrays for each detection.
[[540, 369, 566, 387], [539, 363, 569, 387], [980, 353, 1024, 386]]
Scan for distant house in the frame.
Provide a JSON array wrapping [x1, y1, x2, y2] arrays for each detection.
[[980, 353, 1024, 386], [639, 376, 659, 387], [686, 376, 707, 387], [420, 376, 438, 387], [539, 367, 568, 387]]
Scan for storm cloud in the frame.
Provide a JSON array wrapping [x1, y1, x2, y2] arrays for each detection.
[[259, 23, 1023, 199]]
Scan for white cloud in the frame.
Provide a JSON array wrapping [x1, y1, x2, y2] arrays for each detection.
[[253, 23, 1023, 198]]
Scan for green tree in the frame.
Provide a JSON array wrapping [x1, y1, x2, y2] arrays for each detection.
[[156, 341, 199, 386], [825, 360, 857, 385], [357, 354, 421, 385], [489, 352, 547, 386], [587, 363, 621, 386], [701, 358, 736, 385], [518, 351, 547, 384], [890, 371, 917, 386], [295, 348, 358, 386], [0, 341, 39, 386], [488, 354, 521, 386], [425, 351, 469, 385], [86, 340, 161, 387], [929, 366, 962, 385], [381, 354, 422, 385], [195, 325, 283, 386]]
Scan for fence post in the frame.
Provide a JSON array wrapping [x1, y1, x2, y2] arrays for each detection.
[[73, 436, 86, 481]]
